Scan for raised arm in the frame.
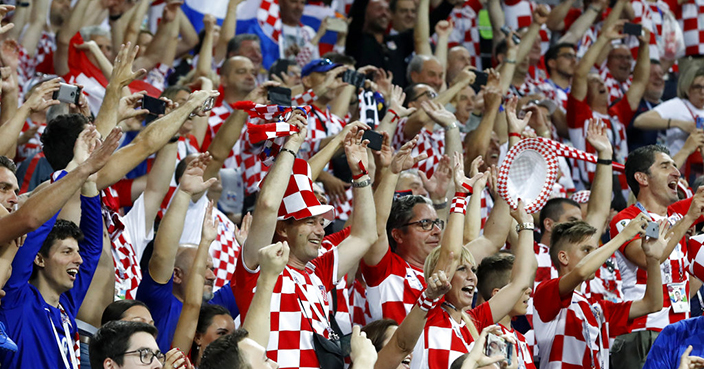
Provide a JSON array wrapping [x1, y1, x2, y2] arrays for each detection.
[[242, 112, 307, 269], [19, 0, 47, 58], [463, 157, 487, 244], [194, 15, 217, 80], [545, 0, 575, 32], [134, 1, 181, 72], [175, 9, 200, 58], [465, 77, 502, 164], [558, 0, 605, 44], [486, 0, 505, 45], [0, 127, 121, 245], [486, 201, 538, 322], [516, 5, 549, 66], [434, 21, 453, 71], [142, 141, 178, 234], [571, 21, 624, 101], [148, 154, 216, 284], [583, 119, 613, 236], [414, 0, 432, 56], [628, 220, 668, 318], [335, 127, 378, 279], [559, 214, 648, 295], [54, 0, 93, 77], [625, 28, 651, 111], [243, 241, 289, 347], [172, 200, 219, 352], [215, 0, 243, 64]]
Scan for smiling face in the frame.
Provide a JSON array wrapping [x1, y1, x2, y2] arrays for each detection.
[[643, 152, 681, 205], [586, 74, 609, 109], [645, 63, 665, 102], [365, 0, 391, 33], [36, 238, 83, 294], [606, 46, 633, 83], [393, 204, 443, 264], [446, 260, 478, 310], [281, 215, 327, 264], [391, 0, 417, 33]]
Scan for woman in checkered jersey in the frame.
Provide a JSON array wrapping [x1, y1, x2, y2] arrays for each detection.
[[408, 154, 538, 369]]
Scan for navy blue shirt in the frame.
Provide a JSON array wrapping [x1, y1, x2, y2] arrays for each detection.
[[0, 190, 102, 368], [643, 317, 704, 369], [137, 271, 239, 352], [627, 99, 662, 152]]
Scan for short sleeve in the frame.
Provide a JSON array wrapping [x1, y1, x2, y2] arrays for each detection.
[[566, 93, 592, 129], [600, 300, 633, 337], [609, 207, 640, 254], [122, 193, 155, 262], [468, 301, 494, 332], [310, 247, 339, 292], [360, 247, 393, 287], [534, 277, 572, 323], [652, 98, 683, 120]]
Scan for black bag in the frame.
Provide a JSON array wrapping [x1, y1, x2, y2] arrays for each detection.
[[311, 331, 345, 369]]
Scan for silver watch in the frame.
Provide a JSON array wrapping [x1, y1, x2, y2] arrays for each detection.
[[516, 223, 535, 233]]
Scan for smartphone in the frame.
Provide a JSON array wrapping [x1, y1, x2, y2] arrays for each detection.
[[268, 86, 292, 106], [52, 83, 81, 105], [142, 95, 167, 116], [327, 17, 348, 33], [471, 71, 488, 92], [500, 25, 521, 45], [362, 130, 383, 151], [202, 96, 215, 113], [485, 333, 513, 366], [342, 69, 356, 84], [697, 117, 704, 130], [645, 221, 659, 239], [352, 72, 366, 90], [623, 23, 643, 37]]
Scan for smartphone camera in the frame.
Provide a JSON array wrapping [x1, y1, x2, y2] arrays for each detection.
[[52, 83, 81, 105]]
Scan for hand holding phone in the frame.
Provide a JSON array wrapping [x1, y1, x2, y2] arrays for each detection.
[[623, 23, 643, 37], [500, 25, 521, 45], [645, 221, 659, 239], [485, 333, 513, 366], [471, 71, 488, 92], [142, 95, 167, 116], [362, 130, 383, 151], [268, 86, 292, 106], [52, 83, 81, 105]]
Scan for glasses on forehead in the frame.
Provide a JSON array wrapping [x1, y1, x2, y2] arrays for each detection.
[[316, 59, 334, 67], [403, 218, 445, 231], [412, 90, 438, 102], [119, 348, 165, 365]]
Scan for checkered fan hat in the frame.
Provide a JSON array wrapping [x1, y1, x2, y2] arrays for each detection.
[[497, 138, 559, 214], [267, 158, 335, 224]]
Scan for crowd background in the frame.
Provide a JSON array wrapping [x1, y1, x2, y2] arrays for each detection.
[[1, 0, 704, 368]]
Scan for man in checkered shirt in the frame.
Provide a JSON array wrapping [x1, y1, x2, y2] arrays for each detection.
[[233, 115, 377, 369], [609, 145, 704, 369], [534, 218, 665, 369]]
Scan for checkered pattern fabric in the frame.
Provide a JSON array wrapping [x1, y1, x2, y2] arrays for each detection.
[[410, 302, 494, 369], [247, 121, 301, 143], [629, 0, 669, 60], [266, 158, 335, 222], [571, 190, 591, 204], [416, 290, 440, 311], [258, 0, 283, 42], [689, 234, 704, 282], [499, 324, 536, 369], [446, 0, 484, 69], [576, 24, 601, 59], [234, 101, 312, 123], [545, 79, 570, 111], [610, 201, 695, 332], [392, 118, 447, 178], [211, 209, 242, 289], [533, 277, 632, 369], [240, 117, 270, 195], [351, 279, 371, 325], [299, 105, 345, 161], [503, 0, 551, 54], [17, 31, 56, 97], [497, 138, 559, 214], [361, 247, 426, 323], [293, 89, 317, 106], [674, 0, 704, 56], [233, 249, 339, 369], [478, 188, 494, 230], [208, 99, 243, 170], [541, 137, 626, 172], [598, 62, 632, 106], [450, 196, 468, 214], [145, 63, 172, 93], [320, 227, 355, 335], [16, 119, 46, 163], [507, 73, 556, 100], [585, 256, 624, 304], [101, 197, 143, 300]]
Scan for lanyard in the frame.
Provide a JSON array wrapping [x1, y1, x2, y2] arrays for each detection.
[[286, 266, 337, 339], [441, 302, 472, 352], [573, 295, 603, 369], [635, 202, 685, 280], [47, 304, 79, 369], [684, 100, 699, 122], [635, 202, 654, 220]]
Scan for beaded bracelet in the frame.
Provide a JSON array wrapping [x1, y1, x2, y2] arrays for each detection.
[[416, 290, 440, 312]]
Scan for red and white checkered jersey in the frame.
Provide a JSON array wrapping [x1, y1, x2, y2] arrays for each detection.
[[502, 0, 551, 54], [688, 234, 704, 279], [299, 105, 346, 161], [629, 0, 670, 60], [609, 199, 702, 332], [179, 195, 242, 290], [207, 97, 243, 167], [478, 188, 495, 230], [507, 74, 556, 101], [392, 118, 448, 179], [566, 94, 632, 192], [584, 256, 623, 304], [576, 25, 601, 59], [145, 63, 172, 93], [446, 0, 484, 70], [17, 31, 56, 97], [667, 0, 704, 56], [598, 61, 632, 106], [409, 302, 494, 369], [293, 89, 317, 106], [233, 249, 340, 369], [240, 117, 272, 196], [361, 247, 426, 323], [103, 193, 155, 300], [533, 277, 632, 369], [320, 227, 355, 335], [499, 323, 536, 369], [15, 119, 46, 163]]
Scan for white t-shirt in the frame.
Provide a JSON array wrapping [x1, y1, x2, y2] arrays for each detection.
[[653, 97, 704, 155]]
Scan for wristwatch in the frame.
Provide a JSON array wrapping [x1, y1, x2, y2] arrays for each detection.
[[516, 223, 535, 233]]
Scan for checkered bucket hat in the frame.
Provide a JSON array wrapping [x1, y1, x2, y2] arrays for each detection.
[[270, 158, 335, 225]]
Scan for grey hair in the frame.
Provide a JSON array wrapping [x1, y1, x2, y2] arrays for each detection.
[[80, 26, 110, 41], [406, 55, 438, 84], [227, 34, 261, 56]]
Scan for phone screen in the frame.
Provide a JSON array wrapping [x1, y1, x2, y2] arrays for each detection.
[[142, 96, 166, 116], [268, 86, 292, 106]]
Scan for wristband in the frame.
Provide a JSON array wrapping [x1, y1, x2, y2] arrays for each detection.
[[417, 290, 440, 312], [462, 182, 474, 195], [508, 132, 522, 138], [505, 59, 517, 64], [432, 198, 448, 210], [388, 109, 400, 122], [446, 122, 459, 131], [352, 161, 369, 180], [352, 177, 371, 188], [280, 148, 297, 158], [18, 2, 30, 7], [454, 192, 468, 198], [596, 158, 612, 165], [109, 13, 124, 21], [451, 196, 468, 214]]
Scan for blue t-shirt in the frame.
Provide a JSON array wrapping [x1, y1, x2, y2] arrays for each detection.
[[0, 193, 103, 368], [136, 271, 239, 352], [643, 317, 704, 369]]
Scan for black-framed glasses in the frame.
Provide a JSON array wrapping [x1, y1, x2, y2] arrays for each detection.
[[557, 53, 577, 60], [119, 348, 165, 365], [403, 218, 445, 231], [690, 84, 704, 92], [412, 90, 438, 102]]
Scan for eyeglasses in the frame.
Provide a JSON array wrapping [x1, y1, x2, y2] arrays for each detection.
[[119, 348, 165, 365], [690, 84, 704, 92], [403, 218, 445, 231], [557, 53, 577, 60], [411, 90, 438, 102]]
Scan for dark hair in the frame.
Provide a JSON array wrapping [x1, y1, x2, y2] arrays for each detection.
[[269, 58, 297, 81], [322, 52, 356, 66], [403, 84, 420, 107], [89, 320, 159, 368], [101, 300, 150, 326], [38, 219, 84, 257], [361, 319, 398, 352], [494, 39, 508, 58], [200, 328, 251, 369], [161, 85, 191, 101], [191, 304, 233, 360], [41, 113, 91, 171], [625, 145, 670, 197], [386, 195, 432, 250], [227, 34, 260, 57], [549, 220, 596, 268], [539, 198, 581, 234], [544, 43, 576, 73], [476, 253, 515, 301], [0, 156, 17, 174]]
